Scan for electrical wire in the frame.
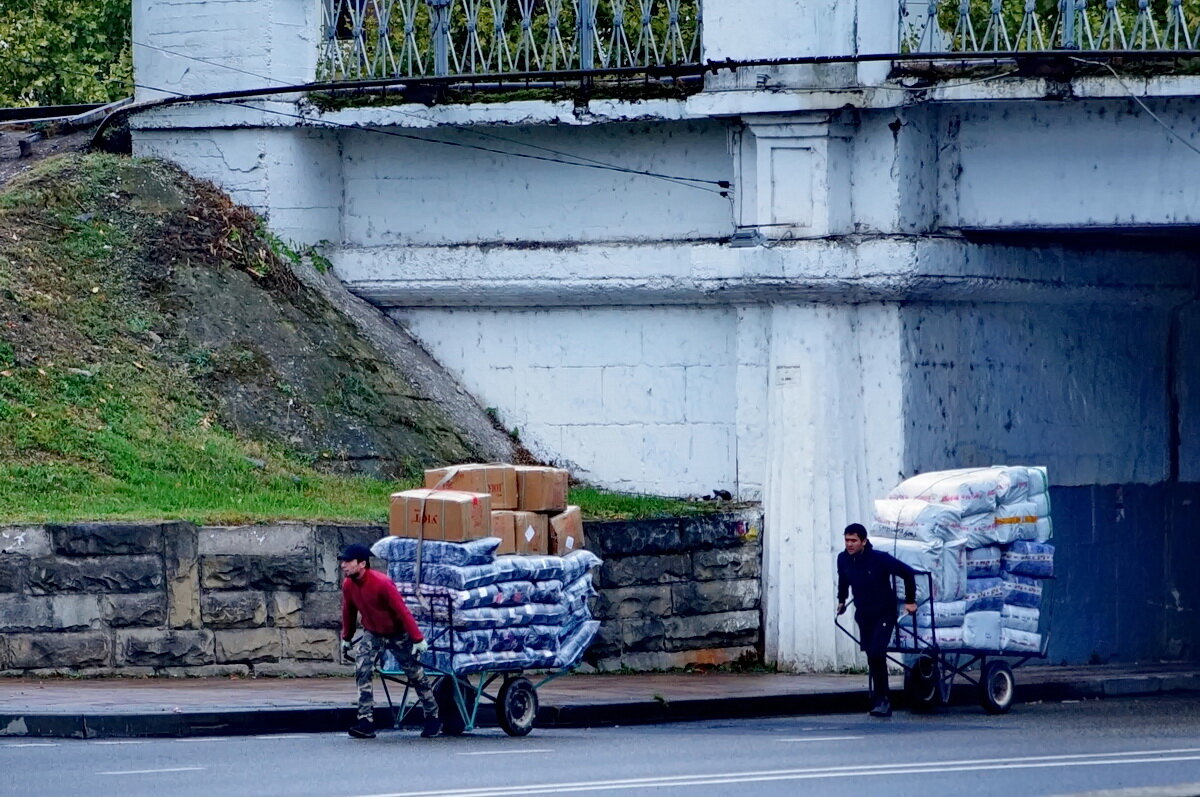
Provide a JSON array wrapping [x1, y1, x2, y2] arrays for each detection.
[[124, 39, 734, 194], [1069, 56, 1200, 159]]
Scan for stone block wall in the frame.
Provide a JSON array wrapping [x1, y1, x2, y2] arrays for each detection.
[[0, 522, 380, 677], [584, 510, 763, 671], [0, 512, 763, 676]]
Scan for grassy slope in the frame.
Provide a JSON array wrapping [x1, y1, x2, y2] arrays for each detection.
[[0, 153, 717, 524]]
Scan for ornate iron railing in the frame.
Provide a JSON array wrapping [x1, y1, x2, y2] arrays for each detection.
[[901, 0, 1200, 53], [319, 0, 702, 80]]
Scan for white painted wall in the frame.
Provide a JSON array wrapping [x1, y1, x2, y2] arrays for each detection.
[[762, 303, 905, 671], [132, 0, 320, 101], [392, 306, 742, 498], [940, 100, 1200, 230], [340, 121, 733, 246], [902, 302, 1173, 486]]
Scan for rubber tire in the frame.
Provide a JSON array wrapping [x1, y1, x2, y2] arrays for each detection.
[[433, 676, 468, 736], [497, 676, 538, 737], [979, 660, 1015, 714], [904, 654, 942, 713]]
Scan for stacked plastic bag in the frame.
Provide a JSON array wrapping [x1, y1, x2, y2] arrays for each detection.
[[371, 536, 602, 674], [871, 466, 1053, 654]]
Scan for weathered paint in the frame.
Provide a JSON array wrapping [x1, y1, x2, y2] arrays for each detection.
[[128, 0, 1200, 670]]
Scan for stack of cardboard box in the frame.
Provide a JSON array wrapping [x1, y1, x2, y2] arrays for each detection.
[[389, 463, 584, 555]]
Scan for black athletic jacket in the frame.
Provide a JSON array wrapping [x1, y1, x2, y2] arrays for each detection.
[[837, 543, 917, 618]]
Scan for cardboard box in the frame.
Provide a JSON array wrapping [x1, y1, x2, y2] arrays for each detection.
[[549, 505, 584, 555], [425, 464, 518, 510], [489, 510, 518, 555], [515, 466, 569, 512], [390, 489, 491, 541], [489, 510, 549, 555]]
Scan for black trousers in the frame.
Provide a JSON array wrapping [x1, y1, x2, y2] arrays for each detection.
[[856, 614, 896, 699]]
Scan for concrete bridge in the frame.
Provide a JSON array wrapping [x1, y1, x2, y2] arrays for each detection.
[[128, 0, 1199, 670]]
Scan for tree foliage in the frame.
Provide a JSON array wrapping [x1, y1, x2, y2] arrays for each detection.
[[0, 0, 131, 107]]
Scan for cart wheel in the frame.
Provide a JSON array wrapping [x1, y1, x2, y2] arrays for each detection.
[[979, 660, 1015, 714], [904, 654, 942, 712], [433, 676, 467, 735], [497, 676, 538, 737]]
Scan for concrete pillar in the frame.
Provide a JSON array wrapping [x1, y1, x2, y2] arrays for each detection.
[[133, 0, 323, 102], [762, 303, 904, 670], [737, 114, 854, 240]]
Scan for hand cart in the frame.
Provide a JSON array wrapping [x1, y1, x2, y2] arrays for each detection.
[[374, 591, 576, 736], [835, 571, 1049, 714]]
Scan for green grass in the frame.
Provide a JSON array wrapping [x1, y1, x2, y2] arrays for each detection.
[[569, 486, 727, 520], [0, 152, 732, 527]]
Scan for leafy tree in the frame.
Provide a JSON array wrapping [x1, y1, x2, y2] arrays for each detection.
[[0, 0, 131, 107]]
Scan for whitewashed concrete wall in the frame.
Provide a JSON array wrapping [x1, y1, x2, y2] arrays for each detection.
[[340, 121, 733, 246], [902, 303, 1175, 485], [393, 306, 741, 497], [940, 100, 1200, 230]]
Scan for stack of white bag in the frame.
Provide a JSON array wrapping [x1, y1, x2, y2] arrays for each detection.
[[370, 536, 602, 674], [872, 466, 1053, 653]]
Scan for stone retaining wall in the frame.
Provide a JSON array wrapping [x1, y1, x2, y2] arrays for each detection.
[[0, 511, 762, 676]]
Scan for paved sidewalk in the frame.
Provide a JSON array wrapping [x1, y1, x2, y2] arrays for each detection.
[[1, 662, 1197, 739]]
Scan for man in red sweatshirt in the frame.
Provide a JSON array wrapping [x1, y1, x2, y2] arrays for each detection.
[[339, 544, 441, 739]]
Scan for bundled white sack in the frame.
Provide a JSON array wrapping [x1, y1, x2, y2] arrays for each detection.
[[1034, 516, 1053, 543], [966, 546, 1002, 578], [875, 537, 968, 602], [896, 625, 965, 650], [871, 499, 962, 544], [1000, 604, 1040, 633], [1000, 628, 1042, 653], [902, 600, 967, 628], [994, 501, 1042, 543], [962, 610, 1003, 650], [965, 577, 1005, 612], [1002, 541, 1055, 579], [888, 467, 1029, 515]]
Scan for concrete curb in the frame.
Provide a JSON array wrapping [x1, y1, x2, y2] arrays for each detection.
[[2, 674, 1196, 739]]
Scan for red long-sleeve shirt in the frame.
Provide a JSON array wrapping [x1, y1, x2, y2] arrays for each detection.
[[341, 568, 423, 642]]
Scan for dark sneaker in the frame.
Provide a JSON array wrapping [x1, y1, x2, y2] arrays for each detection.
[[869, 696, 892, 718], [348, 719, 376, 739], [421, 717, 443, 738]]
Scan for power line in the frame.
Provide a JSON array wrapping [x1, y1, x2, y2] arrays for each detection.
[[129, 38, 729, 194], [1069, 56, 1200, 159]]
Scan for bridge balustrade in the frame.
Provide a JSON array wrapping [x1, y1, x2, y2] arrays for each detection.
[[318, 0, 702, 80], [902, 0, 1200, 53]]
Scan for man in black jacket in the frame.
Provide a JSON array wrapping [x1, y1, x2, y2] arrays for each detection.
[[836, 523, 917, 717]]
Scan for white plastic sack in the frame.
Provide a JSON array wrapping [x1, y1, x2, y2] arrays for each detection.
[[888, 467, 1024, 515], [1034, 516, 1053, 543], [1001, 573, 1043, 608], [994, 501, 1041, 542], [1002, 541, 1054, 578], [965, 577, 1005, 612], [876, 537, 968, 602], [962, 610, 1002, 650], [1000, 604, 1040, 633], [966, 546, 1002, 578], [896, 625, 965, 650], [1025, 466, 1049, 496], [1000, 628, 1042, 654], [902, 600, 966, 628], [871, 499, 962, 543]]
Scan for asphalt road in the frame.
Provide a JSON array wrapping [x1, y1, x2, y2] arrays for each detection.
[[3, 695, 1199, 797]]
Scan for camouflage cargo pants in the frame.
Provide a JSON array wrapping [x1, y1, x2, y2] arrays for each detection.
[[355, 629, 439, 722]]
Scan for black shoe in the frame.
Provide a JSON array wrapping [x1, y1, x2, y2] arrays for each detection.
[[869, 696, 892, 718], [348, 719, 376, 739], [421, 717, 442, 738]]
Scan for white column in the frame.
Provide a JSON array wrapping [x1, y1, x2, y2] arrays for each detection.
[[133, 0, 322, 101], [738, 115, 854, 240], [762, 302, 905, 671]]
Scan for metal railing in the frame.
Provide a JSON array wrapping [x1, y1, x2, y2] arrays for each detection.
[[319, 0, 702, 80], [901, 0, 1200, 53]]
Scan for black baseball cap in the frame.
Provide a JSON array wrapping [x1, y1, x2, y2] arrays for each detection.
[[337, 543, 372, 562]]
